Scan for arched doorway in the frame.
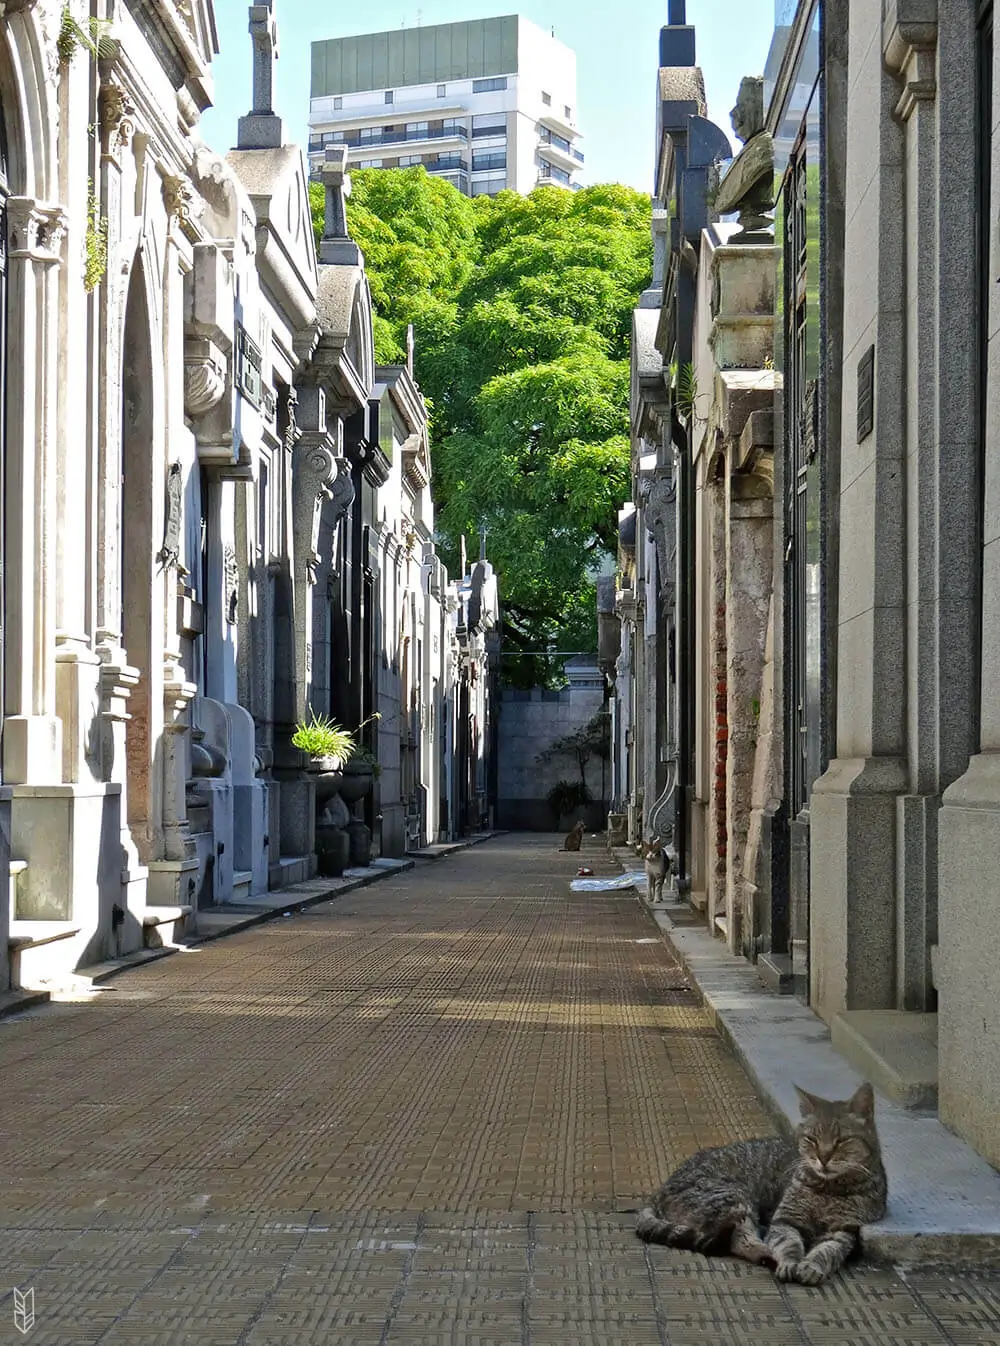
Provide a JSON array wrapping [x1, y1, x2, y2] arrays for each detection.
[[120, 258, 154, 860]]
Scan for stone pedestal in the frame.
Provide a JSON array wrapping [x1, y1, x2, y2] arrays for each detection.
[[10, 782, 134, 963], [809, 755, 908, 1019], [276, 772, 315, 860], [937, 753, 1000, 1168]]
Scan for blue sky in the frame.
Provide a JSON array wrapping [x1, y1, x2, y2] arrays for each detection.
[[200, 0, 776, 193]]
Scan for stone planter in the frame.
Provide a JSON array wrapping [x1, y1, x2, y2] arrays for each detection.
[[337, 761, 375, 804], [306, 756, 345, 807]]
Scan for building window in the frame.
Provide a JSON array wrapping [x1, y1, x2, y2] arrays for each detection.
[[405, 121, 429, 136], [471, 170, 507, 196], [472, 76, 508, 93], [437, 83, 447, 97], [541, 91, 552, 105], [472, 113, 506, 138], [385, 90, 394, 104], [398, 155, 424, 167], [564, 104, 572, 119], [358, 159, 383, 169], [472, 151, 507, 172], [334, 96, 343, 110]]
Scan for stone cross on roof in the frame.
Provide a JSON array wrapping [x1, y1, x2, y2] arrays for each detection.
[[250, 2, 278, 114], [318, 146, 361, 266], [237, 1, 285, 149]]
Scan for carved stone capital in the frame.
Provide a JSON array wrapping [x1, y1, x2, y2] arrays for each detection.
[[6, 199, 67, 263], [99, 81, 137, 153], [97, 651, 141, 722], [162, 173, 203, 242], [883, 0, 938, 120], [164, 654, 197, 726]]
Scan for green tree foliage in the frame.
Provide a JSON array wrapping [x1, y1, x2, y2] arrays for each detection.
[[310, 171, 652, 685], [309, 169, 477, 367]]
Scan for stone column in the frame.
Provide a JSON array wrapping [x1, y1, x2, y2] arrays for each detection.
[[3, 198, 67, 784], [937, 0, 1000, 1166], [808, 1, 909, 1019], [725, 471, 774, 957]]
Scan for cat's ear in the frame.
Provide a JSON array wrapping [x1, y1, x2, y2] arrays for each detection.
[[793, 1084, 824, 1117], [848, 1081, 875, 1121]]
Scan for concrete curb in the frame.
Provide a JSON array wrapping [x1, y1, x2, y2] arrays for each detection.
[[406, 830, 505, 861], [0, 989, 51, 1019], [183, 859, 416, 947], [616, 870, 1000, 1266]]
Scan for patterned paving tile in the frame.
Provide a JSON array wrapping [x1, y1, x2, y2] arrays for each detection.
[[0, 835, 996, 1344]]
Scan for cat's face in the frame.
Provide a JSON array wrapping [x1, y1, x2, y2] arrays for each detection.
[[793, 1082, 879, 1181], [643, 839, 662, 858]]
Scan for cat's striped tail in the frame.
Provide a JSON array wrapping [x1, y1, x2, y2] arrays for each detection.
[[635, 1206, 692, 1246]]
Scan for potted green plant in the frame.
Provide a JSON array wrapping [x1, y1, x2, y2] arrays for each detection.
[[291, 711, 355, 806]]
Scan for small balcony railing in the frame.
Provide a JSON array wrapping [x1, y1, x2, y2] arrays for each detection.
[[309, 124, 469, 152]]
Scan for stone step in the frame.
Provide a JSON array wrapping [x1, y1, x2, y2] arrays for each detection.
[[142, 905, 193, 949], [9, 921, 81, 989], [831, 1010, 938, 1110], [268, 855, 313, 890]]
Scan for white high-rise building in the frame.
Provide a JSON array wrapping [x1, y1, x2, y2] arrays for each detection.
[[309, 15, 583, 197]]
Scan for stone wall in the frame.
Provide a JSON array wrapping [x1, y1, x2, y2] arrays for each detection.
[[497, 669, 608, 831]]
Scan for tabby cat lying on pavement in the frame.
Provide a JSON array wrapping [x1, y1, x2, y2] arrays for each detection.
[[637, 1082, 886, 1285]]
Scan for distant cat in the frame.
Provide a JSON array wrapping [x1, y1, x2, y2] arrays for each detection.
[[642, 838, 668, 903], [561, 820, 585, 851], [637, 1082, 886, 1285]]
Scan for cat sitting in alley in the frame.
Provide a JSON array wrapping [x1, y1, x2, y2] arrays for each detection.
[[561, 820, 585, 851], [637, 1082, 887, 1285], [642, 837, 669, 903]]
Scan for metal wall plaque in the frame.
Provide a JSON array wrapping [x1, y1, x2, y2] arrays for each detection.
[[857, 344, 875, 443], [236, 325, 263, 410]]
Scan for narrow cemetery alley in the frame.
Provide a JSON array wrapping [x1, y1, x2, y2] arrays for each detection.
[[0, 836, 998, 1344]]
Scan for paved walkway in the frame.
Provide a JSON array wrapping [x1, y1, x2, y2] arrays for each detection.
[[0, 834, 998, 1344]]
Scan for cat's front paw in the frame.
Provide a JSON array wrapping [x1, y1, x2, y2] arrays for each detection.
[[774, 1260, 800, 1282], [790, 1259, 827, 1287]]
